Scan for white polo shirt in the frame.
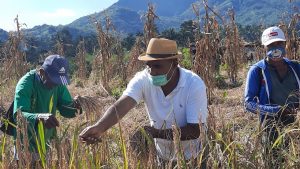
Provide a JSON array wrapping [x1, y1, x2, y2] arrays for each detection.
[[123, 66, 207, 160]]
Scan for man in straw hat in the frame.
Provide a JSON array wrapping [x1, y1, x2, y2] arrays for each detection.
[[245, 26, 300, 167], [80, 38, 208, 167], [12, 55, 82, 166]]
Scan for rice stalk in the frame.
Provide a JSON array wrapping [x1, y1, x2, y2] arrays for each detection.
[[172, 124, 186, 169], [117, 119, 128, 169], [15, 109, 33, 169], [69, 124, 80, 168], [74, 95, 105, 122]]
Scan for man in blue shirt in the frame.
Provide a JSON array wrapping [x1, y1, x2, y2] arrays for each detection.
[[244, 26, 300, 167]]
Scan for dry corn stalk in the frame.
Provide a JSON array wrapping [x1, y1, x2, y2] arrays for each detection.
[[90, 49, 101, 84], [173, 125, 185, 168], [142, 3, 159, 46], [254, 44, 265, 61], [112, 34, 127, 83], [192, 1, 222, 101], [281, 13, 300, 60], [0, 15, 29, 80], [126, 37, 145, 80], [223, 9, 243, 84], [90, 16, 115, 93], [75, 39, 87, 80], [54, 38, 65, 56]]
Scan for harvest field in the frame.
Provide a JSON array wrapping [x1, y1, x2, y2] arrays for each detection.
[[0, 2, 300, 169]]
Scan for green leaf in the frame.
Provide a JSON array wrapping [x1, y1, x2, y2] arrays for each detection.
[[36, 121, 46, 168], [216, 132, 223, 140], [223, 91, 228, 98]]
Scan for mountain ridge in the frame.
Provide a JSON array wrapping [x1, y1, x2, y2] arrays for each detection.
[[0, 0, 299, 57], [67, 0, 299, 35], [1, 0, 298, 39]]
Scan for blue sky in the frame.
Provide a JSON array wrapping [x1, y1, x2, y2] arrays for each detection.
[[1, 0, 118, 31]]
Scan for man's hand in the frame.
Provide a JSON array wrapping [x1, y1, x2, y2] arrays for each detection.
[[79, 125, 102, 144], [280, 107, 297, 116], [143, 126, 159, 138], [79, 96, 137, 144], [37, 113, 59, 129], [73, 95, 83, 114]]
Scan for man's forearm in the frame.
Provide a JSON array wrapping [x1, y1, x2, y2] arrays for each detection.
[[92, 96, 137, 135], [19, 111, 39, 126], [151, 124, 201, 141], [245, 100, 281, 116], [94, 104, 126, 133]]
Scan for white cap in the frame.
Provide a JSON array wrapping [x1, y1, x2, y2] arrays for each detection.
[[261, 26, 286, 46]]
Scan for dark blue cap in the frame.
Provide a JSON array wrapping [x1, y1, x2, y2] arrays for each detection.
[[41, 55, 70, 85]]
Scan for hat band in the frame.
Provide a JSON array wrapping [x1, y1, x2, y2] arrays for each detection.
[[147, 53, 178, 58]]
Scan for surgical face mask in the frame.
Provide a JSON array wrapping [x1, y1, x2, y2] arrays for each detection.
[[267, 46, 285, 59], [148, 62, 175, 86]]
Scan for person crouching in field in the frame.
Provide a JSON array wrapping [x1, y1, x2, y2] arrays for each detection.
[[13, 55, 82, 167], [79, 38, 208, 168], [244, 26, 300, 168]]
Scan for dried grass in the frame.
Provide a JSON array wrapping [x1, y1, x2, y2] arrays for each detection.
[[128, 127, 156, 166]]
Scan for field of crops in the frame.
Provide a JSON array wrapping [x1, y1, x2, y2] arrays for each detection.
[[0, 2, 300, 169]]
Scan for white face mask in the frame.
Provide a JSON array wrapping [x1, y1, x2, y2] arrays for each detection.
[[267, 46, 286, 59]]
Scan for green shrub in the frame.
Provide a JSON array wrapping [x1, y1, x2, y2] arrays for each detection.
[[180, 47, 193, 69]]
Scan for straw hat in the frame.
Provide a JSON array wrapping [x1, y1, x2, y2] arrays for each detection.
[[138, 38, 182, 61]]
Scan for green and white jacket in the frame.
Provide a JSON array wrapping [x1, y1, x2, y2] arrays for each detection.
[[13, 69, 77, 152]]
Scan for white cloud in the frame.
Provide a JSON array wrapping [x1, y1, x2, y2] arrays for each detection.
[[40, 8, 76, 18]]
